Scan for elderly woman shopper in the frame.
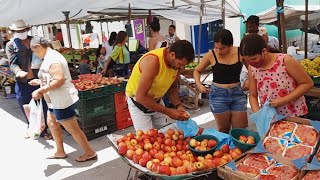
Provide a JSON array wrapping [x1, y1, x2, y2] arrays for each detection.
[[29, 36, 96, 162]]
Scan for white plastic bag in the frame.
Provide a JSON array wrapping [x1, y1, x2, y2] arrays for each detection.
[[24, 99, 45, 139]]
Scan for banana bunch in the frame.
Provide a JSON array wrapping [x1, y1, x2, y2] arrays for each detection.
[[299, 57, 320, 77]]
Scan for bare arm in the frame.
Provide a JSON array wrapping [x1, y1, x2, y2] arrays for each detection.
[[248, 66, 260, 112], [102, 56, 112, 73], [175, 36, 180, 42], [167, 78, 181, 107], [270, 55, 313, 107], [193, 52, 211, 92], [38, 63, 65, 93]]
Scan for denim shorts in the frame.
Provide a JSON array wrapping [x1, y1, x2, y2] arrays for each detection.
[[209, 84, 247, 114], [48, 101, 78, 121]]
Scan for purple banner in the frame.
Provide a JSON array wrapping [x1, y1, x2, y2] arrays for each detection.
[[133, 19, 145, 47]]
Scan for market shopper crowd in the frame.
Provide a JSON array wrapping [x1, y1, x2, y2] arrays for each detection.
[[5, 15, 314, 164]]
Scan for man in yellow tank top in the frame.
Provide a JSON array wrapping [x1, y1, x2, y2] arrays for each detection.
[[126, 40, 195, 131]]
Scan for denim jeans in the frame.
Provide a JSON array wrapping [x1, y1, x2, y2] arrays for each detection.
[[209, 83, 247, 114]]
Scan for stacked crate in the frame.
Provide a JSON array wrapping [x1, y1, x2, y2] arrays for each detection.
[[76, 86, 117, 140], [114, 91, 133, 130]]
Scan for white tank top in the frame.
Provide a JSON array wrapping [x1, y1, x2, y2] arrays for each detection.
[[38, 48, 79, 109]]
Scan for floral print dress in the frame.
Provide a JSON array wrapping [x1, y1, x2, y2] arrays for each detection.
[[251, 54, 308, 117]]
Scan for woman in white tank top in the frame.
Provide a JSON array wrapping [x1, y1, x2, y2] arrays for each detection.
[[148, 17, 167, 50]]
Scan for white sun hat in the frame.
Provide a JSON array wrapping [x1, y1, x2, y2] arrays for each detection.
[[9, 19, 30, 31]]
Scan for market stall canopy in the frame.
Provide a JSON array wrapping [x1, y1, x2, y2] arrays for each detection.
[[0, 0, 243, 27], [0, 0, 127, 26], [256, 4, 320, 30], [111, 0, 244, 25], [300, 12, 320, 34]]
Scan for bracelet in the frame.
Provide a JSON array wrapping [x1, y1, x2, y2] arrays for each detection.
[[175, 103, 182, 109]]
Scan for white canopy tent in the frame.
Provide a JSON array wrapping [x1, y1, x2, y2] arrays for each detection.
[[0, 0, 243, 26], [0, 0, 128, 26], [256, 4, 320, 30], [113, 0, 243, 25]]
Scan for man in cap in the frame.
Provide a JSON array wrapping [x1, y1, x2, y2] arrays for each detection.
[[6, 19, 51, 140], [244, 15, 260, 34]]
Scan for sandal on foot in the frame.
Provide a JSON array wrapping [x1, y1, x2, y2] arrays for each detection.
[[76, 154, 98, 162], [42, 133, 53, 140], [46, 154, 68, 159]]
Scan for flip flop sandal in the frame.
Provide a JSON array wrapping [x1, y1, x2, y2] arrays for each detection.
[[42, 133, 53, 140], [76, 154, 98, 162], [46, 155, 68, 159]]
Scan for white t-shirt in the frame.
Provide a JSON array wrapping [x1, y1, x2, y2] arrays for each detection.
[[103, 41, 113, 59], [38, 48, 79, 109], [268, 36, 279, 50]]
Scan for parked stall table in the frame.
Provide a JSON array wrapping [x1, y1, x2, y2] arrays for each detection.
[[0, 66, 15, 97]]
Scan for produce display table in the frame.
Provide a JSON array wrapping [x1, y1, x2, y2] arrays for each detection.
[[63, 54, 96, 62], [0, 66, 15, 97], [293, 52, 320, 61], [107, 123, 223, 180]]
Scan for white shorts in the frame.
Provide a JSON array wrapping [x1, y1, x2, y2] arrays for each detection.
[[127, 97, 169, 131]]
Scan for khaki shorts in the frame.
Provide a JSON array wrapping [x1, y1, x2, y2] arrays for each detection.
[[127, 97, 169, 131]]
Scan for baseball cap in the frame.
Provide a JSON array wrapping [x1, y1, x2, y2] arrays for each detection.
[[30, 36, 50, 47], [244, 15, 259, 24]]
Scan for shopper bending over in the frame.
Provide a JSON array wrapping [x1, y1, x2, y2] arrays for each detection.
[[126, 40, 194, 131], [240, 34, 313, 117]]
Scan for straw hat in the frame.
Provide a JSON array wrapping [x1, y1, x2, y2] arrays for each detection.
[[9, 19, 30, 31]]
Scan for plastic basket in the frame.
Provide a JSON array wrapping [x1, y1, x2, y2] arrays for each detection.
[[115, 109, 133, 130], [76, 94, 115, 122], [229, 128, 260, 151], [188, 134, 219, 156], [78, 114, 116, 140], [114, 92, 128, 112]]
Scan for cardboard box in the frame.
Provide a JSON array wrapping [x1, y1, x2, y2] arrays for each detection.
[[263, 117, 320, 162], [218, 152, 300, 180]]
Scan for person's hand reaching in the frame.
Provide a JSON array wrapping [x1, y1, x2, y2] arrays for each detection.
[[16, 70, 28, 78]]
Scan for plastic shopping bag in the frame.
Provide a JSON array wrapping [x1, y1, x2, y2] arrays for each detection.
[[23, 99, 45, 139], [250, 100, 285, 138], [176, 119, 199, 137]]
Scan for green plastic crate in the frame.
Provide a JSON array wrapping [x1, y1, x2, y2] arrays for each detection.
[[78, 114, 116, 140], [103, 85, 114, 94], [78, 87, 106, 100], [112, 82, 127, 93], [76, 94, 115, 122]]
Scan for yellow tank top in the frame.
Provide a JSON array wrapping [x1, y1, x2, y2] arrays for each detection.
[[126, 48, 178, 98]]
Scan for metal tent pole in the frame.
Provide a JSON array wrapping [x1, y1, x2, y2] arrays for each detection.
[[100, 16, 103, 45], [276, 0, 287, 53], [222, 0, 226, 29], [197, 0, 204, 64], [62, 11, 76, 72], [304, 0, 309, 59]]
